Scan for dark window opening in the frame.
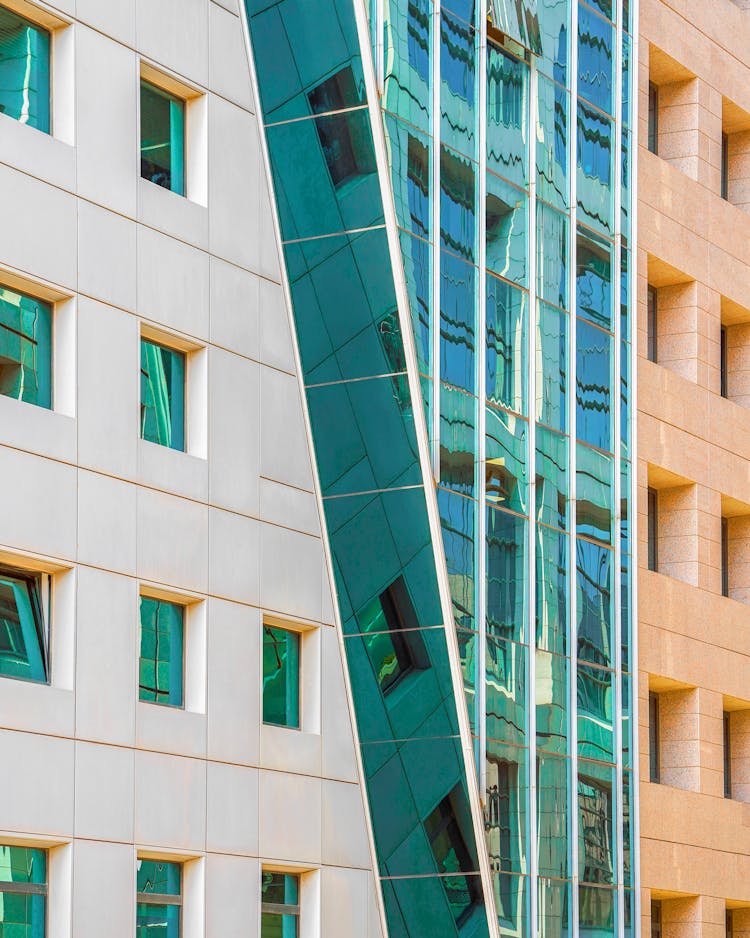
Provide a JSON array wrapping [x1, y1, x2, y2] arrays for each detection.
[[724, 711, 732, 799], [722, 518, 729, 598], [425, 787, 482, 926], [649, 692, 660, 783], [651, 899, 662, 938], [648, 83, 659, 155], [721, 325, 728, 399], [727, 909, 734, 938], [647, 285, 658, 363], [648, 488, 658, 573], [722, 133, 729, 201]]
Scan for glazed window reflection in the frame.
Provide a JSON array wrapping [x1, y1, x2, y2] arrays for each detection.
[[262, 625, 300, 728], [0, 7, 50, 133], [0, 845, 47, 934], [578, 765, 614, 885], [0, 565, 47, 684], [140, 339, 186, 452], [261, 871, 300, 938], [0, 285, 52, 409], [140, 80, 185, 196], [138, 597, 184, 708], [136, 859, 181, 938], [487, 42, 528, 189]]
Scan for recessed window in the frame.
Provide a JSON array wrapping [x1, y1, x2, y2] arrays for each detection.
[[0, 6, 50, 133], [724, 711, 732, 799], [722, 518, 729, 598], [140, 338, 186, 452], [647, 286, 657, 364], [139, 596, 184, 708], [261, 871, 300, 938], [647, 488, 658, 573], [0, 844, 47, 933], [0, 284, 52, 409], [262, 625, 300, 728], [424, 788, 482, 924], [0, 564, 48, 684], [648, 82, 658, 155], [651, 899, 662, 938], [722, 132, 729, 201], [649, 691, 660, 783], [727, 909, 735, 938], [721, 325, 728, 399], [136, 859, 181, 937], [140, 79, 185, 196]]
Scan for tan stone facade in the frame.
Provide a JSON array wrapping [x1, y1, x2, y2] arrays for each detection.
[[639, 0, 750, 933]]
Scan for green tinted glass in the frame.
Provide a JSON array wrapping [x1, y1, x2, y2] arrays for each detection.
[[0, 286, 52, 409], [140, 339, 186, 451], [261, 872, 299, 938], [262, 627, 300, 728], [139, 598, 184, 707], [0, 845, 47, 937], [137, 860, 181, 896], [140, 80, 185, 195], [136, 903, 180, 937], [0, 569, 47, 683], [0, 7, 50, 133]]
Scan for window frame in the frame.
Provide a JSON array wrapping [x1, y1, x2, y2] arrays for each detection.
[[0, 844, 48, 929], [0, 281, 54, 410], [648, 691, 660, 784], [136, 858, 183, 936], [722, 132, 729, 201], [0, 562, 50, 685], [260, 870, 301, 937], [139, 77, 186, 197], [262, 623, 302, 730], [138, 594, 186, 709]]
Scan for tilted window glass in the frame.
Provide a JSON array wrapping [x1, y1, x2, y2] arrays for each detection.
[[139, 596, 184, 708], [136, 859, 181, 938], [0, 7, 50, 133], [0, 565, 47, 684], [0, 844, 47, 934], [140, 79, 185, 196], [140, 338, 186, 452], [0, 285, 52, 409], [262, 625, 300, 728]]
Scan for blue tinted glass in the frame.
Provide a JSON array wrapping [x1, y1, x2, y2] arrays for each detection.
[[486, 637, 526, 747], [441, 385, 477, 498], [486, 407, 528, 515], [0, 286, 52, 409], [137, 860, 181, 895], [440, 251, 477, 393], [537, 74, 569, 210], [577, 3, 613, 115], [485, 742, 529, 879], [400, 231, 432, 376], [441, 146, 477, 262], [577, 101, 613, 235], [140, 81, 185, 196], [486, 173, 528, 286], [537, 303, 568, 432], [487, 43, 528, 189], [537, 0, 569, 83], [577, 228, 613, 330], [138, 598, 184, 707], [263, 626, 300, 728], [577, 662, 614, 762], [441, 11, 477, 159], [438, 487, 477, 631], [577, 443, 613, 544], [537, 754, 569, 878], [576, 319, 612, 451], [486, 275, 527, 416], [536, 426, 567, 530], [0, 8, 50, 133], [136, 903, 180, 938], [536, 523, 567, 655], [385, 114, 431, 240], [537, 202, 568, 309], [384, 0, 431, 133]]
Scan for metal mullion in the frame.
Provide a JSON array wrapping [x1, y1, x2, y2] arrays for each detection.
[[568, 0, 580, 931], [137, 893, 182, 906], [261, 903, 301, 916], [526, 52, 539, 938], [0, 882, 47, 896]]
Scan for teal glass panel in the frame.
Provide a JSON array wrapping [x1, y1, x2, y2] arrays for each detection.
[[485, 742, 528, 876], [536, 650, 567, 754], [621, 130, 631, 241], [265, 111, 382, 241], [246, 0, 365, 123], [438, 488, 477, 631], [137, 860, 181, 896], [140, 339, 185, 451], [441, 147, 477, 263], [286, 228, 402, 385], [538, 877, 570, 938], [623, 771, 632, 886], [486, 637, 526, 747], [576, 319, 612, 452], [456, 628, 479, 732], [537, 202, 568, 310], [0, 7, 50, 133], [579, 886, 615, 934], [384, 114, 431, 240], [488, 0, 542, 54], [486, 406, 528, 515], [621, 672, 631, 769], [577, 760, 615, 885], [537, 0, 569, 83], [383, 0, 431, 134], [441, 385, 477, 498], [486, 275, 527, 416], [536, 74, 568, 210], [138, 597, 184, 708], [537, 302, 568, 432], [576, 538, 612, 668], [577, 228, 613, 330], [440, 251, 477, 393], [536, 426, 567, 530], [262, 872, 299, 906], [0, 286, 52, 409], [307, 375, 420, 496], [487, 505, 527, 644], [136, 904, 180, 937], [577, 101, 613, 235], [440, 11, 477, 160], [493, 870, 528, 938], [0, 568, 46, 683], [0, 892, 46, 936], [262, 626, 300, 728], [536, 523, 567, 655], [261, 911, 299, 938], [381, 872, 489, 938], [577, 662, 614, 763], [486, 41, 528, 190], [537, 754, 569, 878], [261, 872, 299, 938], [400, 231, 432, 377], [486, 173, 527, 286], [443, 0, 478, 26], [576, 444, 613, 545], [140, 81, 185, 196], [577, 3, 613, 115]]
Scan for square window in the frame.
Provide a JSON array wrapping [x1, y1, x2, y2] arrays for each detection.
[[262, 625, 300, 729], [0, 564, 48, 684], [0, 6, 50, 133], [140, 338, 186, 452], [261, 871, 300, 938], [140, 79, 185, 196], [139, 596, 184, 708], [137, 859, 181, 938], [0, 284, 52, 409], [0, 844, 47, 933]]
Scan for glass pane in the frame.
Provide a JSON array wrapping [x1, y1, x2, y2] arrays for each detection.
[[0, 286, 52, 409], [140, 339, 186, 452], [262, 871, 299, 906], [486, 173, 528, 285], [440, 147, 477, 263], [384, 114, 431, 240], [0, 569, 46, 683], [0, 845, 46, 884], [381, 872, 489, 936], [536, 302, 568, 432], [0, 891, 46, 936], [487, 506, 527, 644], [577, 3, 613, 115], [538, 877, 570, 938], [486, 407, 528, 515], [577, 662, 614, 763], [441, 251, 477, 394], [577, 228, 613, 330], [136, 902, 180, 938], [486, 637, 526, 747], [536, 426, 567, 530], [487, 42, 528, 190], [537, 74, 568, 210], [579, 885, 615, 932], [576, 444, 613, 545], [486, 275, 527, 416], [441, 385, 477, 498], [261, 911, 299, 938], [438, 488, 477, 631], [536, 650, 567, 754], [537, 202, 568, 310], [139, 597, 184, 707], [537, 755, 569, 879], [578, 760, 615, 885], [137, 859, 181, 896], [577, 101, 613, 236], [263, 626, 301, 728], [383, 0, 431, 134], [576, 319, 612, 452], [536, 523, 567, 655], [440, 11, 477, 160], [576, 538, 612, 668], [140, 80, 185, 195], [485, 742, 528, 875], [0, 7, 50, 132]]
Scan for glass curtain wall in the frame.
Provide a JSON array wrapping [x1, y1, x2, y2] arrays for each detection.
[[376, 0, 635, 936]]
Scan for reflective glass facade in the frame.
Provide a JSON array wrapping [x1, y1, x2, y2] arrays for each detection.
[[140, 80, 186, 196], [0, 285, 52, 409], [0, 844, 47, 935], [243, 0, 634, 933], [0, 7, 50, 134], [140, 338, 186, 451]]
